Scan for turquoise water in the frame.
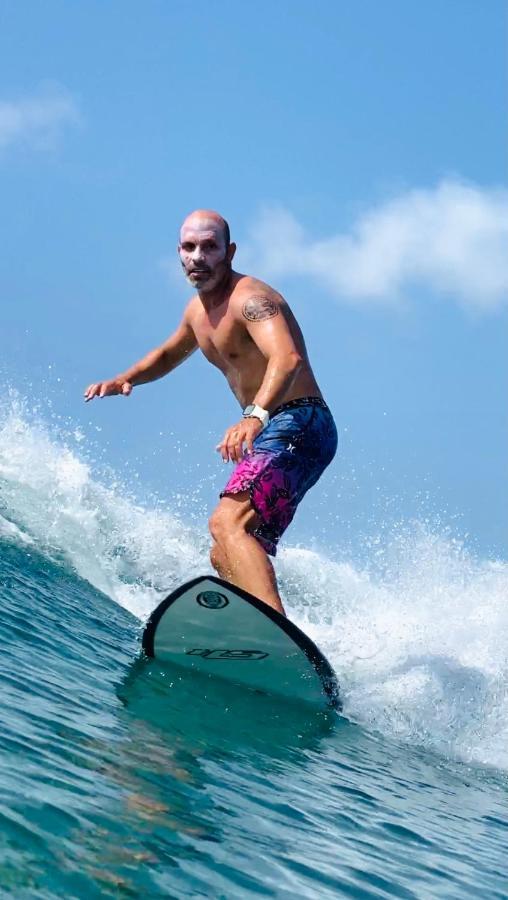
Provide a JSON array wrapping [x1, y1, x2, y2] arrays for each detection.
[[1, 396, 507, 898]]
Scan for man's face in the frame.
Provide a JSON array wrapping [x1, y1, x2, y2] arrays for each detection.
[[178, 221, 231, 293]]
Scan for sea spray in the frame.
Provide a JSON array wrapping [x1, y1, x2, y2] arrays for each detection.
[[1, 390, 507, 770], [0, 390, 206, 614], [279, 539, 508, 769]]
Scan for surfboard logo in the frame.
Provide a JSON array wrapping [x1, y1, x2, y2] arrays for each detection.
[[196, 590, 229, 609], [186, 648, 268, 660]]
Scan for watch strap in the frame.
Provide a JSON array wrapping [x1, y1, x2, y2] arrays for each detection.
[[243, 404, 270, 428]]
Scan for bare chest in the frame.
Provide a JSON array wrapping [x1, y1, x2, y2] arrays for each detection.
[[191, 308, 256, 370]]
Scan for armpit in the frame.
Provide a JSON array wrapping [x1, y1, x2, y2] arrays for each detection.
[[242, 296, 280, 322]]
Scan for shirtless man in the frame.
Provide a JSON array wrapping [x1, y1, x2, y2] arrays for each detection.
[[84, 210, 337, 615]]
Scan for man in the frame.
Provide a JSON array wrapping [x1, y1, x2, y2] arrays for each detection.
[[85, 210, 337, 616]]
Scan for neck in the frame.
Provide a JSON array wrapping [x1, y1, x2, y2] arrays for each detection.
[[198, 269, 236, 309]]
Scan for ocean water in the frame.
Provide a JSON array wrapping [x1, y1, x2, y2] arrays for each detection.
[[0, 394, 507, 899]]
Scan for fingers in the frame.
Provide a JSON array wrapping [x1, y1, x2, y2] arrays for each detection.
[[216, 429, 233, 462], [83, 379, 132, 401], [84, 383, 100, 402], [84, 381, 108, 401], [228, 430, 243, 464], [216, 428, 239, 462], [216, 420, 261, 462], [215, 418, 262, 463], [215, 434, 226, 461]]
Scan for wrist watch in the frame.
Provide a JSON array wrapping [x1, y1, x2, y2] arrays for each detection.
[[243, 403, 270, 429]]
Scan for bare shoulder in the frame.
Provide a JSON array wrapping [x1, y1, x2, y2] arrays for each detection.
[[232, 276, 286, 323]]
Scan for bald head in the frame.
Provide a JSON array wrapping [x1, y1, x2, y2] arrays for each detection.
[[178, 209, 235, 294], [180, 209, 230, 249]]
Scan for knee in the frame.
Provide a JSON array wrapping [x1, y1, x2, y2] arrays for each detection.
[[210, 542, 226, 574], [208, 508, 221, 545], [208, 506, 232, 546], [209, 496, 254, 547]]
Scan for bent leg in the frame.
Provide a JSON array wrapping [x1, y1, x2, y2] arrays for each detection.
[[209, 493, 286, 616], [210, 540, 227, 575]]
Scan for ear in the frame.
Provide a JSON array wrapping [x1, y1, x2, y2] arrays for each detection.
[[227, 242, 237, 263]]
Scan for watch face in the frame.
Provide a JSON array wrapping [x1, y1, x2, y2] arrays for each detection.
[[243, 405, 255, 416]]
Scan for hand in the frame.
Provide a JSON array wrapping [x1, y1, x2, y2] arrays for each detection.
[[216, 417, 263, 463], [84, 378, 133, 402]]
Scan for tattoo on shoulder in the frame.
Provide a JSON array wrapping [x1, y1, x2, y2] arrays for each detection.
[[242, 296, 279, 322]]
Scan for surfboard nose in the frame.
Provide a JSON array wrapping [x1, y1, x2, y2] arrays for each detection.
[[141, 575, 341, 710]]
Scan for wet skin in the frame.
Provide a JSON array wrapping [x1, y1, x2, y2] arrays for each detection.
[[84, 210, 326, 614], [185, 272, 321, 411], [85, 211, 322, 462]]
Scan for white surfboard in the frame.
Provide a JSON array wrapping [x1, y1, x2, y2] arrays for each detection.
[[142, 575, 341, 710]]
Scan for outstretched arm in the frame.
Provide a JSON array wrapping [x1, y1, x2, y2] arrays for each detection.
[[84, 317, 197, 401]]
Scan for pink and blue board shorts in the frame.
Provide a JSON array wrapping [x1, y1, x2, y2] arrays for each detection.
[[221, 397, 338, 556]]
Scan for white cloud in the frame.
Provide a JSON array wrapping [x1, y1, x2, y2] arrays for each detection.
[[0, 85, 80, 152], [240, 180, 508, 313]]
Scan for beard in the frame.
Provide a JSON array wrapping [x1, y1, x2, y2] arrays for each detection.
[[184, 258, 231, 293]]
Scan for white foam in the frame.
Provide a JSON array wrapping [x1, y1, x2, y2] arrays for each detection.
[[1, 391, 507, 770], [0, 391, 204, 616], [279, 541, 508, 770], [0, 512, 35, 545]]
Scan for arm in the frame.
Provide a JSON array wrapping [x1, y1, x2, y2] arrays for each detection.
[[241, 295, 303, 412], [84, 316, 197, 401], [118, 318, 198, 386], [216, 294, 304, 462]]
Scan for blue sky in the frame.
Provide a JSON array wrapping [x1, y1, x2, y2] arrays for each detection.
[[1, 0, 507, 558]]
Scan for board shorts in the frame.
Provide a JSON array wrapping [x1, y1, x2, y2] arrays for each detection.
[[220, 397, 338, 556]]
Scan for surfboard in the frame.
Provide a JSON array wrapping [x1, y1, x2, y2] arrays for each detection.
[[141, 575, 341, 710]]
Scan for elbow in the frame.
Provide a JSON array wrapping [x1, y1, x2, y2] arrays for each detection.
[[267, 350, 304, 377], [287, 351, 304, 373]]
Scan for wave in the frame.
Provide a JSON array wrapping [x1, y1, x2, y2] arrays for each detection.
[[1, 390, 507, 771]]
